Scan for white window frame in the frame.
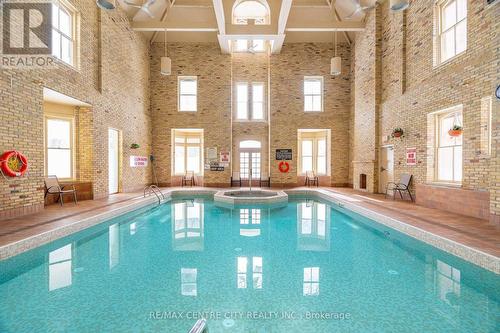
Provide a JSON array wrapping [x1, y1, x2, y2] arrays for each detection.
[[172, 130, 204, 176], [232, 39, 268, 53], [51, 0, 77, 67], [44, 115, 75, 180], [304, 76, 323, 112], [435, 0, 467, 65], [434, 106, 462, 184], [235, 82, 266, 121], [298, 130, 329, 176], [178, 76, 198, 112], [303, 267, 320, 296]]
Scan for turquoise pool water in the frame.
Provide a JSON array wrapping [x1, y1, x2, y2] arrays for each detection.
[[1, 196, 499, 332]]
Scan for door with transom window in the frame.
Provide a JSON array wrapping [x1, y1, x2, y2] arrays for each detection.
[[239, 140, 261, 186]]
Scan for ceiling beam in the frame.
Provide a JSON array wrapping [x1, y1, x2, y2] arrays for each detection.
[[272, 0, 292, 53], [149, 0, 176, 44], [211, 0, 227, 52], [326, 0, 352, 45], [133, 21, 218, 32]]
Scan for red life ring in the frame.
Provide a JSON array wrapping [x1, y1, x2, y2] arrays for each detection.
[[0, 150, 28, 177], [278, 161, 290, 173]]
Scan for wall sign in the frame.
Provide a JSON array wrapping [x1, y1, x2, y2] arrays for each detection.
[[130, 156, 148, 167], [406, 148, 416, 166], [207, 147, 217, 160], [276, 149, 292, 160], [220, 151, 230, 164]]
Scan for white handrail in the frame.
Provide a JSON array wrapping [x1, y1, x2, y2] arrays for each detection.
[[143, 185, 164, 204], [188, 318, 207, 333]]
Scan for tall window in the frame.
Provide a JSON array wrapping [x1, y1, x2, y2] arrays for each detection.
[[52, 1, 75, 66], [298, 130, 329, 175], [232, 0, 270, 25], [304, 77, 323, 112], [232, 39, 267, 53], [178, 77, 197, 112], [436, 109, 462, 183], [436, 0, 467, 64], [303, 267, 320, 296], [173, 130, 203, 175], [46, 117, 73, 179], [236, 82, 265, 120]]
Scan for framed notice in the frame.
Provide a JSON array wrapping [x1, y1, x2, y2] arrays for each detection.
[[406, 148, 416, 166], [207, 147, 217, 160], [220, 151, 230, 164], [130, 156, 148, 167], [276, 149, 292, 160]]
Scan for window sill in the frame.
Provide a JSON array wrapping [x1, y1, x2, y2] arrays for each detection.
[[433, 49, 466, 69], [233, 119, 267, 123], [304, 111, 323, 113], [426, 182, 462, 189], [53, 57, 79, 72], [178, 110, 197, 113]]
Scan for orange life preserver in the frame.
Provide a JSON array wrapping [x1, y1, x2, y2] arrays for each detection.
[[0, 150, 28, 177], [278, 161, 290, 173]]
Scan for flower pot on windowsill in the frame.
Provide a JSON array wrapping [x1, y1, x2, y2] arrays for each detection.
[[448, 129, 463, 137]]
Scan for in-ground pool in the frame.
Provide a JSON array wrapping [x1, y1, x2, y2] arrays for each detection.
[[0, 196, 499, 332]]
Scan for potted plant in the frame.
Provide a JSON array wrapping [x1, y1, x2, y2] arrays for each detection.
[[130, 143, 140, 149], [448, 125, 463, 137], [392, 128, 404, 138]]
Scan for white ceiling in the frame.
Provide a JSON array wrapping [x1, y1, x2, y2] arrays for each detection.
[[118, 0, 374, 52]]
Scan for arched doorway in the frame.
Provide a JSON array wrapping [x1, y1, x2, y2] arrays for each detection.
[[239, 140, 261, 186]]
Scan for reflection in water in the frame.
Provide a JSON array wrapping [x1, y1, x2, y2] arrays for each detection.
[[172, 200, 204, 251], [181, 268, 198, 296], [48, 244, 73, 291], [297, 202, 330, 251], [240, 208, 261, 237], [435, 260, 461, 308], [130, 222, 137, 235], [303, 267, 320, 296], [109, 223, 120, 269], [237, 256, 263, 289]]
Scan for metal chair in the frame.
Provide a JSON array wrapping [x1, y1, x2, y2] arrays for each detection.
[[305, 170, 319, 187], [259, 172, 270, 187], [182, 171, 195, 187], [385, 173, 414, 202], [44, 175, 78, 206], [231, 171, 241, 187]]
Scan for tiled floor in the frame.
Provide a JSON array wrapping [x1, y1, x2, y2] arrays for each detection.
[[0, 187, 499, 260]]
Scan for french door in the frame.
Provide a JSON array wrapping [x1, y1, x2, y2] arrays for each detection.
[[240, 151, 261, 184]]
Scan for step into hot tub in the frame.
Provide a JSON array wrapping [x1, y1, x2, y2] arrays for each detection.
[[214, 189, 288, 206]]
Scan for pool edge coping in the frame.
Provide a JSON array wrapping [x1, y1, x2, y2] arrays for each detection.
[[0, 188, 498, 274]]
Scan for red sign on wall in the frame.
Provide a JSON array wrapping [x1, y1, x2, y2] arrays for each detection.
[[406, 148, 417, 166]]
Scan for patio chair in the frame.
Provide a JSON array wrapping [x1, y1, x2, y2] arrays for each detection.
[[182, 171, 195, 187], [385, 173, 414, 202], [305, 170, 319, 187], [44, 175, 78, 206], [260, 172, 270, 187], [231, 171, 241, 187]]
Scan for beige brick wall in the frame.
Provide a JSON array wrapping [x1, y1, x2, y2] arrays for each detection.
[[352, 0, 499, 221], [0, 3, 151, 218]]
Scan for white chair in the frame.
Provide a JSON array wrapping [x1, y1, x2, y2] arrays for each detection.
[[305, 171, 318, 187], [182, 171, 195, 187]]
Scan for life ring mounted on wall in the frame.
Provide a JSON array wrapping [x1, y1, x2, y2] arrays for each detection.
[[278, 161, 290, 173], [0, 150, 28, 177]]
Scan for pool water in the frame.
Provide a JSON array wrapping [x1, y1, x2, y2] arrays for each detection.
[[1, 197, 499, 332]]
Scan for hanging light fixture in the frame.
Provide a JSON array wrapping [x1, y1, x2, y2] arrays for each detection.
[[330, 31, 341, 76], [160, 29, 171, 76], [390, 0, 410, 11]]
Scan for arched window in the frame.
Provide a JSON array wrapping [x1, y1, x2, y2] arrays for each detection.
[[232, 0, 270, 25], [239, 140, 261, 149]]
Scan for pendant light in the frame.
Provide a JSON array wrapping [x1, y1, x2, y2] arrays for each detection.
[[390, 0, 409, 11], [160, 29, 171, 76], [330, 31, 341, 76]]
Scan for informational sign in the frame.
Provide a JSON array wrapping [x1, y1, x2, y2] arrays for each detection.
[[130, 156, 148, 167], [220, 151, 230, 164], [406, 148, 417, 166], [207, 147, 217, 160], [276, 149, 292, 161], [210, 161, 224, 171]]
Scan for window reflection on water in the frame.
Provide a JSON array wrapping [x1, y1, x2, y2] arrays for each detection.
[[297, 201, 330, 251], [172, 200, 204, 251]]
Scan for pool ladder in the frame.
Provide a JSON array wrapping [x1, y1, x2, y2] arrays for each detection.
[[188, 319, 207, 333], [144, 185, 165, 205]]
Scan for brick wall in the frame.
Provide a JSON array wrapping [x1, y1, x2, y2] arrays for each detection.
[[0, 3, 151, 218], [352, 0, 499, 222]]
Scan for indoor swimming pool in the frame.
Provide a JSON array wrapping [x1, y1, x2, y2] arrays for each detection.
[[0, 196, 498, 332]]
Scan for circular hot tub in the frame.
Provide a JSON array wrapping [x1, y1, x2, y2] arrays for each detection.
[[214, 189, 288, 206]]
